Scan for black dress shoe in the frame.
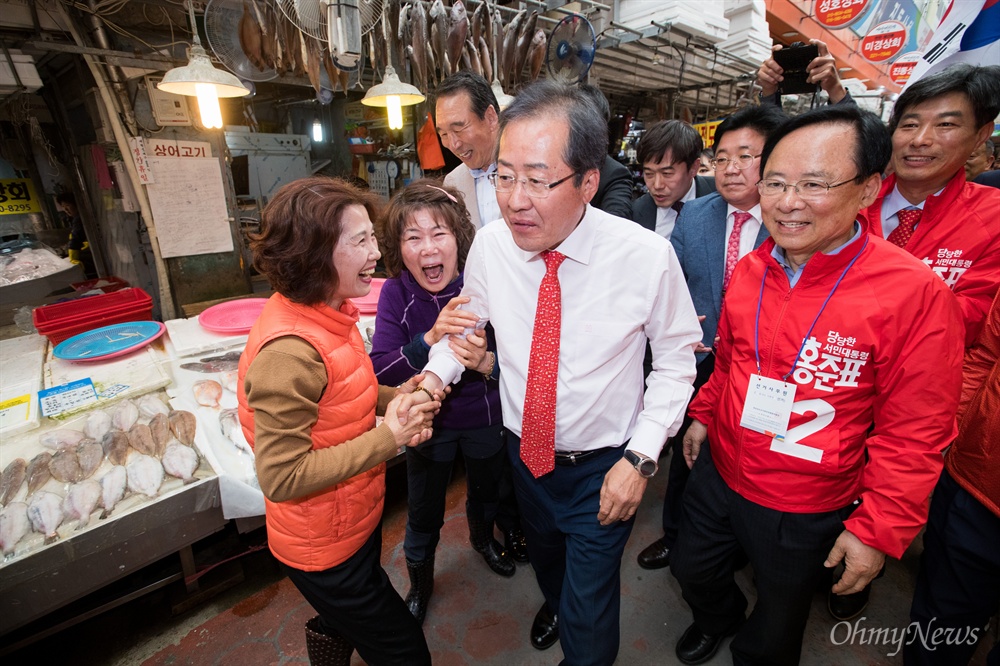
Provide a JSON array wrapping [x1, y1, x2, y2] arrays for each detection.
[[530, 602, 559, 650], [675, 623, 731, 665], [504, 527, 530, 563], [828, 584, 871, 621], [478, 538, 516, 578], [637, 537, 671, 570]]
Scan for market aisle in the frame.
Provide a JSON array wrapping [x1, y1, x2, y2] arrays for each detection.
[[131, 452, 989, 666]]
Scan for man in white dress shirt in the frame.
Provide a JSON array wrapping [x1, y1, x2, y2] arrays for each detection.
[[636, 104, 788, 573], [435, 72, 502, 229], [409, 81, 701, 665]]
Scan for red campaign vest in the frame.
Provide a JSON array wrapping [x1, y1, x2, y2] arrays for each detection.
[[689, 227, 965, 558], [238, 293, 384, 571], [861, 170, 1000, 346]]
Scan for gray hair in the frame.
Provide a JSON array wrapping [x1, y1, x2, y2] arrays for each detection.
[[497, 81, 607, 186]]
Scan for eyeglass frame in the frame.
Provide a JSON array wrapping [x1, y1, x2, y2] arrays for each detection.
[[488, 171, 579, 198], [710, 153, 761, 170], [756, 176, 861, 199]]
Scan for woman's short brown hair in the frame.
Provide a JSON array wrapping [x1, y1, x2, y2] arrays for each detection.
[[377, 178, 476, 278], [250, 176, 380, 305]]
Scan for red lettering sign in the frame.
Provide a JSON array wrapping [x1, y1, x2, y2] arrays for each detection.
[[861, 20, 908, 63], [815, 0, 871, 29], [889, 52, 922, 85]]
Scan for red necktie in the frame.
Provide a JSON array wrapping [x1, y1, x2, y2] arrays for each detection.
[[521, 250, 566, 478], [887, 209, 921, 248], [723, 211, 752, 293]]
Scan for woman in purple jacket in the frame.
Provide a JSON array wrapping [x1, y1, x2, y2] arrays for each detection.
[[371, 180, 521, 625]]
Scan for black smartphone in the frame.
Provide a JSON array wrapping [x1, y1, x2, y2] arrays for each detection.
[[773, 42, 820, 95]]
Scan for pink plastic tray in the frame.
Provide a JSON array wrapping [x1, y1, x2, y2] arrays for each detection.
[[198, 298, 268, 334], [351, 278, 385, 315]]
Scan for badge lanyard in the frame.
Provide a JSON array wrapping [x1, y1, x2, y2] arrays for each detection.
[[741, 235, 868, 441], [753, 235, 869, 380]]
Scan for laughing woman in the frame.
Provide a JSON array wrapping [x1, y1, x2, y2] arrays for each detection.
[[238, 177, 440, 666], [370, 180, 516, 624]]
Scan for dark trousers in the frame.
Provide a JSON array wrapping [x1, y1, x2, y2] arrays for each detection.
[[660, 354, 715, 543], [281, 528, 431, 666], [507, 433, 634, 666], [404, 424, 506, 561], [671, 445, 854, 666], [906, 469, 1000, 666]]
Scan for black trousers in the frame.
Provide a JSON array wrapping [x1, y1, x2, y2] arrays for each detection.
[[507, 433, 634, 666], [671, 445, 854, 666], [281, 528, 431, 666], [906, 469, 1000, 666], [404, 424, 507, 561], [660, 354, 715, 544]]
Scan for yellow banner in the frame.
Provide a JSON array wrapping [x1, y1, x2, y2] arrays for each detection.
[[0, 178, 42, 215], [694, 120, 723, 148]]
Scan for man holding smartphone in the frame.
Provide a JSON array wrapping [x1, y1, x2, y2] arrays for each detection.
[[756, 39, 853, 106]]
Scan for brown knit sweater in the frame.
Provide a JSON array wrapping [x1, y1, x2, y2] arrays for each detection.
[[244, 336, 399, 503]]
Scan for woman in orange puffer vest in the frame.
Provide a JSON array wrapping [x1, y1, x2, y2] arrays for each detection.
[[237, 177, 442, 666]]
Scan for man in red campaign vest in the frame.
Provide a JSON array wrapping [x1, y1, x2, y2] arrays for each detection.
[[670, 106, 964, 666], [861, 64, 1000, 347]]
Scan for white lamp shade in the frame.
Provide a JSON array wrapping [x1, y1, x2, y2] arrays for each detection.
[[158, 44, 250, 98], [362, 66, 425, 108]]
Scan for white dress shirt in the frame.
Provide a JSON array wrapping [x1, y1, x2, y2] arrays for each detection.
[[880, 184, 932, 238], [725, 202, 763, 261], [424, 205, 701, 460], [654, 179, 697, 240], [470, 163, 502, 226]]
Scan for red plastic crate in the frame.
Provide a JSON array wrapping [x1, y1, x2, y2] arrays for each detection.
[[32, 287, 154, 344]]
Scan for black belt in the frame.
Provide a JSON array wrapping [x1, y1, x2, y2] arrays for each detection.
[[554, 448, 614, 466]]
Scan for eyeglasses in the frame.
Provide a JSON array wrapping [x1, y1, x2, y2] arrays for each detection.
[[488, 172, 578, 198], [711, 154, 761, 170], [757, 176, 859, 200]]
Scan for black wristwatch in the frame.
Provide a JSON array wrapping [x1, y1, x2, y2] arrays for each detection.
[[624, 450, 658, 478]]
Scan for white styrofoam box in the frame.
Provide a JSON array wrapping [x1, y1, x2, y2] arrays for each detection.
[[0, 51, 42, 93], [616, 0, 730, 43]]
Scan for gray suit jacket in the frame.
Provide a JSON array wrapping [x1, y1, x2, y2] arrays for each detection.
[[670, 192, 770, 363], [443, 164, 483, 229], [631, 175, 716, 232]]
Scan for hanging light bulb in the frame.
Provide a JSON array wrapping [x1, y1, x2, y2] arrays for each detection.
[[158, 1, 249, 129], [386, 95, 404, 130], [362, 64, 424, 130], [312, 117, 324, 142], [196, 83, 224, 129]]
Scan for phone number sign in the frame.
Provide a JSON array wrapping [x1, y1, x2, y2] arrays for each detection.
[[861, 20, 908, 63], [0, 178, 42, 215], [889, 52, 922, 85], [815, 0, 871, 29]]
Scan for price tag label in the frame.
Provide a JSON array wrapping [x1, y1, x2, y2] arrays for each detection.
[[0, 394, 31, 429], [99, 383, 130, 400], [739, 374, 796, 439], [38, 379, 99, 418]]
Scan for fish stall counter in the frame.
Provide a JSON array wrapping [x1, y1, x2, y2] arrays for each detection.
[[0, 331, 235, 639], [0, 307, 380, 639]]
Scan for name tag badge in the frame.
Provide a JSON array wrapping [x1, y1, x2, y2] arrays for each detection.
[[740, 374, 796, 439]]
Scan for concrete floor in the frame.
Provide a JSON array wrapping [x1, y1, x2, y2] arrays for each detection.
[[4, 455, 996, 665]]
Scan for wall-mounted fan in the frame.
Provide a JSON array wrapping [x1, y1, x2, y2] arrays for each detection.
[[546, 14, 596, 84], [276, 0, 364, 69], [206, 0, 278, 82]]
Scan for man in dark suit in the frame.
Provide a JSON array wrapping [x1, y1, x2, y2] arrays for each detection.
[[579, 84, 635, 220], [636, 105, 788, 571], [631, 120, 715, 239]]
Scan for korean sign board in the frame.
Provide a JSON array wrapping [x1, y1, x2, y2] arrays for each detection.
[[0, 178, 42, 215]]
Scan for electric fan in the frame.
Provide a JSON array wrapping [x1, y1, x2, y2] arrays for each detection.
[[205, 0, 278, 82], [546, 13, 596, 85]]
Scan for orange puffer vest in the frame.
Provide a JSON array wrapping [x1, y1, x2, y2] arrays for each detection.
[[238, 293, 385, 571]]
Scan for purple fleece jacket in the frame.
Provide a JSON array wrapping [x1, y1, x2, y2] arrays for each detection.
[[369, 270, 501, 430]]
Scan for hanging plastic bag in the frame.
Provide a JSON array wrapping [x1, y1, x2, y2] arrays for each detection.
[[416, 112, 445, 171]]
